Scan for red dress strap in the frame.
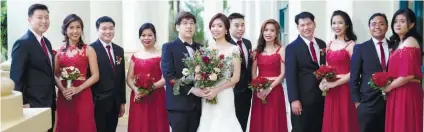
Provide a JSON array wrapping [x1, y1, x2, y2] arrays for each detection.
[[344, 41, 353, 49], [275, 46, 282, 54]]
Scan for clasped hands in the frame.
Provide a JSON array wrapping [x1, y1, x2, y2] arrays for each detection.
[[319, 74, 344, 91], [61, 86, 82, 100], [191, 87, 219, 100]]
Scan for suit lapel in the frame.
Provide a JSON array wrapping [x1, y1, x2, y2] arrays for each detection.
[[297, 36, 319, 67], [316, 38, 326, 66], [43, 37, 54, 71], [112, 44, 121, 68], [176, 38, 190, 57], [95, 40, 115, 73], [367, 39, 382, 69], [27, 31, 53, 75]]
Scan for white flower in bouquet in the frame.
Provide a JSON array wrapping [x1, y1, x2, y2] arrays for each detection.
[[61, 71, 69, 78], [213, 67, 220, 73], [182, 68, 190, 76], [195, 74, 202, 80], [69, 66, 75, 71], [195, 65, 201, 73], [209, 73, 217, 81]]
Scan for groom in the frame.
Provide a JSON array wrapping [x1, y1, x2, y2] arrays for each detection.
[[161, 11, 205, 132], [285, 12, 326, 132]]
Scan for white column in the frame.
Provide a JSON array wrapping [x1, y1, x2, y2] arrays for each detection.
[[89, 1, 122, 46], [288, 0, 302, 42], [352, 1, 398, 42]]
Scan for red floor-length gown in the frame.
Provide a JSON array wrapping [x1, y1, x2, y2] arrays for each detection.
[[249, 47, 288, 132], [127, 55, 169, 132], [55, 44, 96, 132], [385, 47, 423, 132], [322, 42, 359, 132]]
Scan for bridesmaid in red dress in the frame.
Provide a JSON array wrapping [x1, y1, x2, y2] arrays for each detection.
[[383, 8, 423, 132], [54, 14, 98, 132], [249, 19, 288, 132], [320, 10, 359, 132], [126, 23, 168, 132]]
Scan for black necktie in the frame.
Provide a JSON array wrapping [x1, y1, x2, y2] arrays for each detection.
[[184, 42, 197, 50]]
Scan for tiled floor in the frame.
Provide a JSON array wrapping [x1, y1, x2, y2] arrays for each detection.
[[116, 125, 128, 132]]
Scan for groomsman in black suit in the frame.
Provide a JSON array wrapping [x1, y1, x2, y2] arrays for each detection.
[[350, 13, 389, 132], [90, 16, 126, 132], [162, 11, 204, 132], [285, 12, 326, 132], [10, 4, 56, 132], [228, 12, 252, 132]]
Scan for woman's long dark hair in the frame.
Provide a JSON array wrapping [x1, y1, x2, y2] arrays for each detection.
[[389, 8, 423, 54], [208, 13, 232, 42], [256, 19, 281, 53], [331, 10, 357, 41], [61, 14, 84, 51]]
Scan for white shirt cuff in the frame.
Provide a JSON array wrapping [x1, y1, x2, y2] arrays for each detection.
[[187, 87, 194, 95]]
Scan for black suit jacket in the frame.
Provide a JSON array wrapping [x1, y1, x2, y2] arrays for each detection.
[[229, 38, 252, 93], [90, 40, 126, 110], [10, 30, 55, 107], [286, 35, 326, 105], [161, 38, 202, 111], [349, 39, 387, 113]]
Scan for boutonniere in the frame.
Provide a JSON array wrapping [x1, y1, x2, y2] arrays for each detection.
[[52, 50, 57, 56], [116, 56, 122, 65], [249, 49, 257, 59], [320, 48, 326, 56]]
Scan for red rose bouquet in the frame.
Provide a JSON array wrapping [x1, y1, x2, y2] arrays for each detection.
[[368, 72, 393, 100], [314, 65, 337, 96], [249, 77, 271, 104], [134, 74, 155, 102]]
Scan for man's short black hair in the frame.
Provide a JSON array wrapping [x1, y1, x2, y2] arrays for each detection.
[[295, 11, 315, 25], [95, 16, 115, 29], [228, 12, 245, 21], [28, 4, 49, 17]]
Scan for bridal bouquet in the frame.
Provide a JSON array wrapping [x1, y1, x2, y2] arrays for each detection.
[[314, 65, 337, 96], [173, 47, 233, 104], [368, 72, 393, 100], [60, 66, 81, 89], [249, 77, 271, 104], [134, 74, 155, 102]]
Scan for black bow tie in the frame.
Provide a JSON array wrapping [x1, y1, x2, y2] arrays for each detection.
[[184, 42, 197, 50]]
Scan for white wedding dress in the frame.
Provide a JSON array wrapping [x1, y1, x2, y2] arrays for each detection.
[[197, 45, 243, 132]]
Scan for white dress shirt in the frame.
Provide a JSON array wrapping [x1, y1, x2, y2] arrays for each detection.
[[100, 39, 115, 63], [232, 36, 248, 68], [300, 35, 320, 65], [30, 28, 52, 68], [179, 36, 195, 57], [372, 37, 389, 66]]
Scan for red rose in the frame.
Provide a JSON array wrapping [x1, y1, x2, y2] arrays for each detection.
[[202, 56, 210, 64], [371, 72, 392, 87], [201, 72, 209, 80], [313, 65, 337, 81], [66, 68, 72, 73], [219, 54, 225, 60], [218, 63, 224, 68]]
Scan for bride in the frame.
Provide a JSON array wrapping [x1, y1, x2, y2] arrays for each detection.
[[196, 13, 243, 132]]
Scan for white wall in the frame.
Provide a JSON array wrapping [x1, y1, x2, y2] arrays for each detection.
[[89, 1, 122, 46], [353, 1, 398, 43]]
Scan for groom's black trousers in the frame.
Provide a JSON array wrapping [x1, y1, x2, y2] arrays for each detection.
[[168, 110, 201, 132]]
